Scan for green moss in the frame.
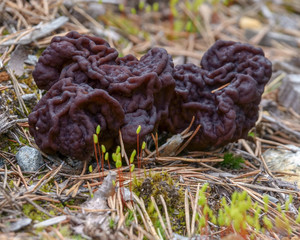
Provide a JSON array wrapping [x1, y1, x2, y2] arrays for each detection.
[[133, 171, 186, 234], [40, 181, 54, 193], [109, 218, 116, 230], [219, 152, 245, 169], [0, 134, 20, 154], [133, 178, 298, 237], [22, 202, 50, 222], [0, 134, 30, 156], [8, 179, 15, 189], [125, 209, 135, 227]]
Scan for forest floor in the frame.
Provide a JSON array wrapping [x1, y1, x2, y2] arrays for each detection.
[[1, 0, 300, 239]]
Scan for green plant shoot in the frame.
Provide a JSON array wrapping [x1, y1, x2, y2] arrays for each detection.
[[130, 150, 137, 164], [93, 134, 98, 144], [96, 125, 101, 135], [136, 125, 141, 134]]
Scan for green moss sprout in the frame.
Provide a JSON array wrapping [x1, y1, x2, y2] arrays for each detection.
[[219, 152, 245, 169]]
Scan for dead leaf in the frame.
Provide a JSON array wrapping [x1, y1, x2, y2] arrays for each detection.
[[7, 45, 30, 77], [0, 71, 10, 82], [71, 171, 117, 239], [159, 134, 184, 157], [239, 17, 262, 30]]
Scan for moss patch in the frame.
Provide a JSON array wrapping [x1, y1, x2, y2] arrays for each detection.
[[133, 171, 186, 234]]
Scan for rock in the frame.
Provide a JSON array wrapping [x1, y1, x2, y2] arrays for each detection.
[[262, 145, 300, 187], [16, 146, 43, 172], [278, 74, 300, 114], [22, 93, 37, 109]]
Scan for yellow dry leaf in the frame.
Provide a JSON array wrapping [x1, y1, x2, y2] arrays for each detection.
[[239, 17, 262, 30]]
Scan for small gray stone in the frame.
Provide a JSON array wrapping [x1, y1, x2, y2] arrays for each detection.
[[16, 146, 43, 172]]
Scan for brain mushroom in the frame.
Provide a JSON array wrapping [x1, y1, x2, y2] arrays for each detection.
[[32, 31, 118, 91], [29, 32, 272, 161], [28, 78, 125, 161], [162, 40, 272, 150], [29, 31, 175, 160]]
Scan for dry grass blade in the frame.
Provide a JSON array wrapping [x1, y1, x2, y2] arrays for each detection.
[[150, 196, 170, 239], [119, 130, 129, 166], [66, 205, 116, 213], [185, 188, 191, 238], [3, 165, 8, 190], [0, 86, 9, 91], [6, 67, 28, 115], [154, 156, 223, 163], [133, 194, 160, 240], [159, 194, 174, 239], [31, 163, 64, 193], [66, 161, 87, 196], [132, 223, 157, 240], [134, 204, 149, 233], [116, 186, 124, 228], [16, 165, 28, 191], [191, 183, 200, 236]]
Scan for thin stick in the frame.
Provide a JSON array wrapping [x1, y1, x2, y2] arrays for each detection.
[[17, 165, 28, 191]]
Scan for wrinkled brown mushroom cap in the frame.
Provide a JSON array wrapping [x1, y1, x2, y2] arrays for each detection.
[[29, 32, 272, 161], [29, 78, 125, 160], [163, 40, 272, 149], [29, 32, 175, 160]]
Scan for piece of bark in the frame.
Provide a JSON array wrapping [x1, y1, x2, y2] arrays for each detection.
[[0, 16, 69, 46], [278, 74, 300, 114]]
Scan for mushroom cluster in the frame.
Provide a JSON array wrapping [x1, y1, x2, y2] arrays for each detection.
[[29, 31, 272, 160]]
